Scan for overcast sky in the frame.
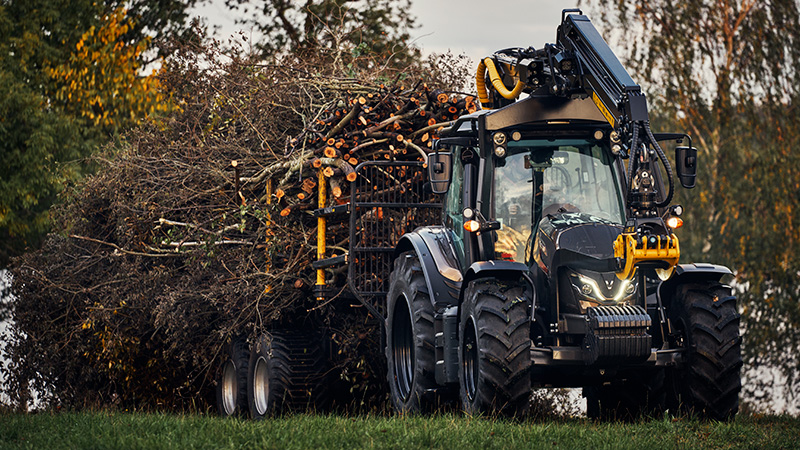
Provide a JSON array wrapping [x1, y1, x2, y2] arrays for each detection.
[[193, 1, 588, 67]]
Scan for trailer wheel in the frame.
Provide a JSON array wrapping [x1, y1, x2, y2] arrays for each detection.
[[247, 332, 292, 419], [459, 278, 531, 417], [215, 336, 249, 417], [247, 330, 329, 419], [385, 251, 437, 413], [669, 283, 742, 421]]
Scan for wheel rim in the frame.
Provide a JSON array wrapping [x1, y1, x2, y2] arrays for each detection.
[[221, 359, 238, 415], [253, 355, 270, 416], [462, 317, 478, 401], [392, 296, 414, 401]]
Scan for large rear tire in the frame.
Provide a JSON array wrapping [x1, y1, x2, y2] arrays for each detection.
[[216, 336, 249, 417], [669, 283, 742, 421], [459, 278, 531, 417], [385, 251, 438, 413]]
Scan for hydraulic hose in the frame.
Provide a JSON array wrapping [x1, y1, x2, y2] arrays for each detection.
[[645, 122, 675, 207], [476, 60, 491, 107], [626, 124, 640, 193], [476, 58, 525, 108]]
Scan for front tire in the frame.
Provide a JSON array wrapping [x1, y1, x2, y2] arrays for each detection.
[[385, 251, 437, 413], [669, 283, 742, 420], [459, 278, 531, 417]]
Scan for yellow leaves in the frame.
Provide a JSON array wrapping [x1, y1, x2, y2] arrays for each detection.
[[48, 7, 173, 131]]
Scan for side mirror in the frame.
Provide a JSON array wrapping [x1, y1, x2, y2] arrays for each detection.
[[427, 152, 452, 194], [675, 146, 697, 188]]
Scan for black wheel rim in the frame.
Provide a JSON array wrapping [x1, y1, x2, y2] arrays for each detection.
[[392, 296, 414, 401], [463, 316, 478, 401]]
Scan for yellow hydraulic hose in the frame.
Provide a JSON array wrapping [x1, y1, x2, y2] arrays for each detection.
[[476, 57, 526, 108]]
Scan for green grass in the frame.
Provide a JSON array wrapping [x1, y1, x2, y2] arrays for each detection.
[[0, 412, 797, 450]]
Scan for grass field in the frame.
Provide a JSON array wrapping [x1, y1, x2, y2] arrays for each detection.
[[0, 412, 798, 449]]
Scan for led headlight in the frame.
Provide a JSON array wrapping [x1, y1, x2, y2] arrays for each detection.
[[568, 271, 639, 312]]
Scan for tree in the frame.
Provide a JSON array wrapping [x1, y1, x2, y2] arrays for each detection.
[[588, 0, 800, 412], [224, 0, 419, 66], [47, 8, 172, 133], [0, 75, 91, 268], [0, 0, 201, 266]]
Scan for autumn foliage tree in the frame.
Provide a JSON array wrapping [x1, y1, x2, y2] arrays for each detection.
[[589, 0, 800, 412], [0, 0, 197, 266], [47, 8, 171, 133]]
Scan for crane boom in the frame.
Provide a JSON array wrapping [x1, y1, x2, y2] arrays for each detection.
[[557, 12, 648, 127]]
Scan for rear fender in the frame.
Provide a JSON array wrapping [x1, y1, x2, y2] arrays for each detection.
[[395, 226, 462, 309]]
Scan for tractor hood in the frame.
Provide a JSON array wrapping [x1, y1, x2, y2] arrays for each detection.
[[535, 213, 622, 272]]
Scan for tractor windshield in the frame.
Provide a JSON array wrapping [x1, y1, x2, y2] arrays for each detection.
[[494, 138, 625, 262]]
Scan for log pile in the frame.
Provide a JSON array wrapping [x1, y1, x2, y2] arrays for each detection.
[[6, 41, 474, 411], [253, 82, 476, 213]]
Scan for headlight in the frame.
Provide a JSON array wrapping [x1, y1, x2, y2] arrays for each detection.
[[569, 271, 638, 311]]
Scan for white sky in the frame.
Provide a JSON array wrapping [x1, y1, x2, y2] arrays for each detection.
[[408, 1, 578, 64], [193, 0, 585, 67]]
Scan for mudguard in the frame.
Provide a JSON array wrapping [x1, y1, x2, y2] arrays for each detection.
[[465, 260, 530, 282], [395, 226, 463, 308], [658, 263, 733, 306], [463, 259, 532, 303]]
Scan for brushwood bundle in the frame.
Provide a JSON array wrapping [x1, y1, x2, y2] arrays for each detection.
[[5, 41, 473, 411]]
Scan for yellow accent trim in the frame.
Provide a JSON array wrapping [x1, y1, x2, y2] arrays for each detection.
[[591, 91, 616, 128], [316, 169, 327, 292], [613, 232, 680, 280]]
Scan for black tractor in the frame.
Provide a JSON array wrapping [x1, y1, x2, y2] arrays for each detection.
[[385, 9, 742, 420]]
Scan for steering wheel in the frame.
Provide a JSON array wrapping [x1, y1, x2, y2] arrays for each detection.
[[545, 165, 572, 192]]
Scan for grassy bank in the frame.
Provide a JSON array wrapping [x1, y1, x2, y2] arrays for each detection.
[[0, 411, 797, 449]]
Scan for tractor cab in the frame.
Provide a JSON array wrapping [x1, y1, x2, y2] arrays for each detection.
[[492, 134, 626, 264]]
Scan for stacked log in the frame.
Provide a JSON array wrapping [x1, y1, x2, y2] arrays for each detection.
[[262, 83, 476, 210]]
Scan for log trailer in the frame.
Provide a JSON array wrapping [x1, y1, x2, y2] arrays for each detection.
[[216, 9, 742, 420]]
